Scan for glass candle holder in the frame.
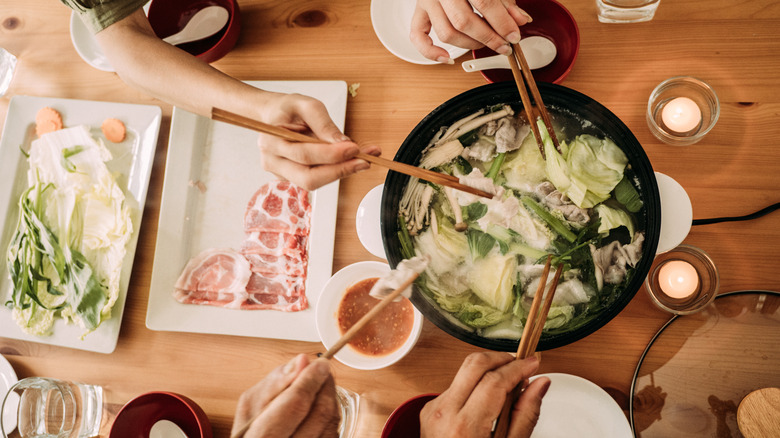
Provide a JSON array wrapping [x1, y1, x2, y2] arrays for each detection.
[[644, 244, 719, 315], [647, 76, 719, 146]]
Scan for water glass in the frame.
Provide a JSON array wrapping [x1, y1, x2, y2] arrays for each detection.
[[596, 0, 660, 23], [335, 386, 360, 438], [1, 377, 104, 438], [0, 48, 17, 96]]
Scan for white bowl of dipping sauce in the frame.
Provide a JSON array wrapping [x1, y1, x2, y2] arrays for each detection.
[[316, 261, 423, 370]]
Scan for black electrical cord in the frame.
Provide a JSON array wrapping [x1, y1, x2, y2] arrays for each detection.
[[691, 202, 780, 226]]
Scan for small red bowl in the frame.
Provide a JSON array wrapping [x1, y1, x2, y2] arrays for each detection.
[[381, 393, 439, 438], [147, 0, 240, 63], [109, 391, 212, 438], [473, 0, 579, 84]]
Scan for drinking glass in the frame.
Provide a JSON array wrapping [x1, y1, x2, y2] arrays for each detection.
[[0, 48, 17, 96], [335, 386, 360, 438], [596, 0, 660, 23], [1, 377, 104, 438]]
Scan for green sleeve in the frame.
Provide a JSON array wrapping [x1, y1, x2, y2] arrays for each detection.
[[60, 0, 149, 34]]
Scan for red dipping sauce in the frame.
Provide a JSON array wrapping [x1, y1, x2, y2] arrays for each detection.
[[337, 277, 415, 356]]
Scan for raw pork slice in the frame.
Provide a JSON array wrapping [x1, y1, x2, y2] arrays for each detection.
[[245, 181, 311, 235], [174, 248, 252, 309]]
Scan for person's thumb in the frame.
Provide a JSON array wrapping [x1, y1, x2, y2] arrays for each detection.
[[508, 377, 550, 438]]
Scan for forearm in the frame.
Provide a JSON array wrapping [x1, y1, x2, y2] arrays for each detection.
[[95, 9, 274, 120]]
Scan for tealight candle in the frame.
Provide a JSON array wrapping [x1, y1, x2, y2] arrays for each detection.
[[661, 97, 702, 133], [657, 260, 699, 299]]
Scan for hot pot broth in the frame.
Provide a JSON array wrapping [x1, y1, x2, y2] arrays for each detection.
[[385, 83, 658, 350]]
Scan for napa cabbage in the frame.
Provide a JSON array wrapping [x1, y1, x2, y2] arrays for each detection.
[[7, 126, 133, 336], [540, 121, 628, 208]]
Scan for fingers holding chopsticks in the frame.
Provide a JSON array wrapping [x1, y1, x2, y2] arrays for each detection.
[[252, 92, 382, 190], [258, 136, 381, 191], [420, 352, 547, 438], [231, 355, 339, 438], [411, 0, 533, 63]]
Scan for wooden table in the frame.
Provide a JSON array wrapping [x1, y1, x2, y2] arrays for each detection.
[[1, 0, 779, 436]]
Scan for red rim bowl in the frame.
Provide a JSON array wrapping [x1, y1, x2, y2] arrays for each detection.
[[148, 0, 241, 63], [109, 391, 212, 438], [473, 0, 579, 84], [381, 393, 439, 438]]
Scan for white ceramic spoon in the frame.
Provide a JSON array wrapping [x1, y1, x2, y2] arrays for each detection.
[[149, 419, 188, 438], [461, 36, 557, 72], [163, 6, 229, 46]]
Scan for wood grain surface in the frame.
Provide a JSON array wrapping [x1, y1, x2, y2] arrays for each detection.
[[1, 1, 779, 436]]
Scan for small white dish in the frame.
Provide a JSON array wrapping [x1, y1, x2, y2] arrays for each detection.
[[356, 184, 386, 259], [370, 0, 469, 65], [69, 3, 151, 72], [316, 262, 423, 370], [70, 11, 114, 72], [655, 172, 693, 254], [530, 373, 632, 437]]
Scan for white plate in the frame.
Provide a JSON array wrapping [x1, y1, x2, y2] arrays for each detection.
[[145, 81, 344, 342], [530, 373, 632, 438], [0, 354, 19, 433], [0, 95, 162, 354], [370, 0, 469, 65], [356, 184, 386, 259], [655, 172, 692, 254], [315, 261, 423, 370]]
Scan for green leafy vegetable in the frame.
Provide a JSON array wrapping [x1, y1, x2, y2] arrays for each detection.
[[614, 176, 643, 212], [521, 196, 577, 243], [467, 229, 496, 260], [7, 179, 107, 334], [463, 202, 487, 222], [485, 152, 506, 181]]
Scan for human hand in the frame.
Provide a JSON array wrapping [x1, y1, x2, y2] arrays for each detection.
[[420, 352, 550, 438], [256, 92, 381, 190], [411, 0, 532, 63], [231, 354, 340, 438]]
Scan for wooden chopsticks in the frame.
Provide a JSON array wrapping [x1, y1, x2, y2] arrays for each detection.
[[230, 272, 419, 438], [210, 108, 492, 199], [506, 42, 561, 159], [492, 256, 563, 438]]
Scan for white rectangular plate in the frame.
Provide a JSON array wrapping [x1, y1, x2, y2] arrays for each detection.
[[146, 81, 345, 342], [0, 95, 162, 354]]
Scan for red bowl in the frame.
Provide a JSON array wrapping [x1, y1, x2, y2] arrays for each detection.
[[109, 392, 212, 438], [381, 393, 439, 438], [147, 0, 240, 63], [473, 0, 579, 84]]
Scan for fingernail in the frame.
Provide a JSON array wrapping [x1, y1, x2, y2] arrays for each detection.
[[539, 378, 551, 398], [506, 31, 521, 45], [335, 133, 351, 142], [437, 56, 454, 65], [282, 358, 296, 374], [521, 10, 533, 23], [496, 44, 512, 56], [343, 146, 359, 160], [355, 160, 370, 172]]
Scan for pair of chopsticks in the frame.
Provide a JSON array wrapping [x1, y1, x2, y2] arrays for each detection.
[[492, 255, 563, 438], [230, 272, 419, 438], [211, 108, 492, 199], [506, 42, 561, 159]]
